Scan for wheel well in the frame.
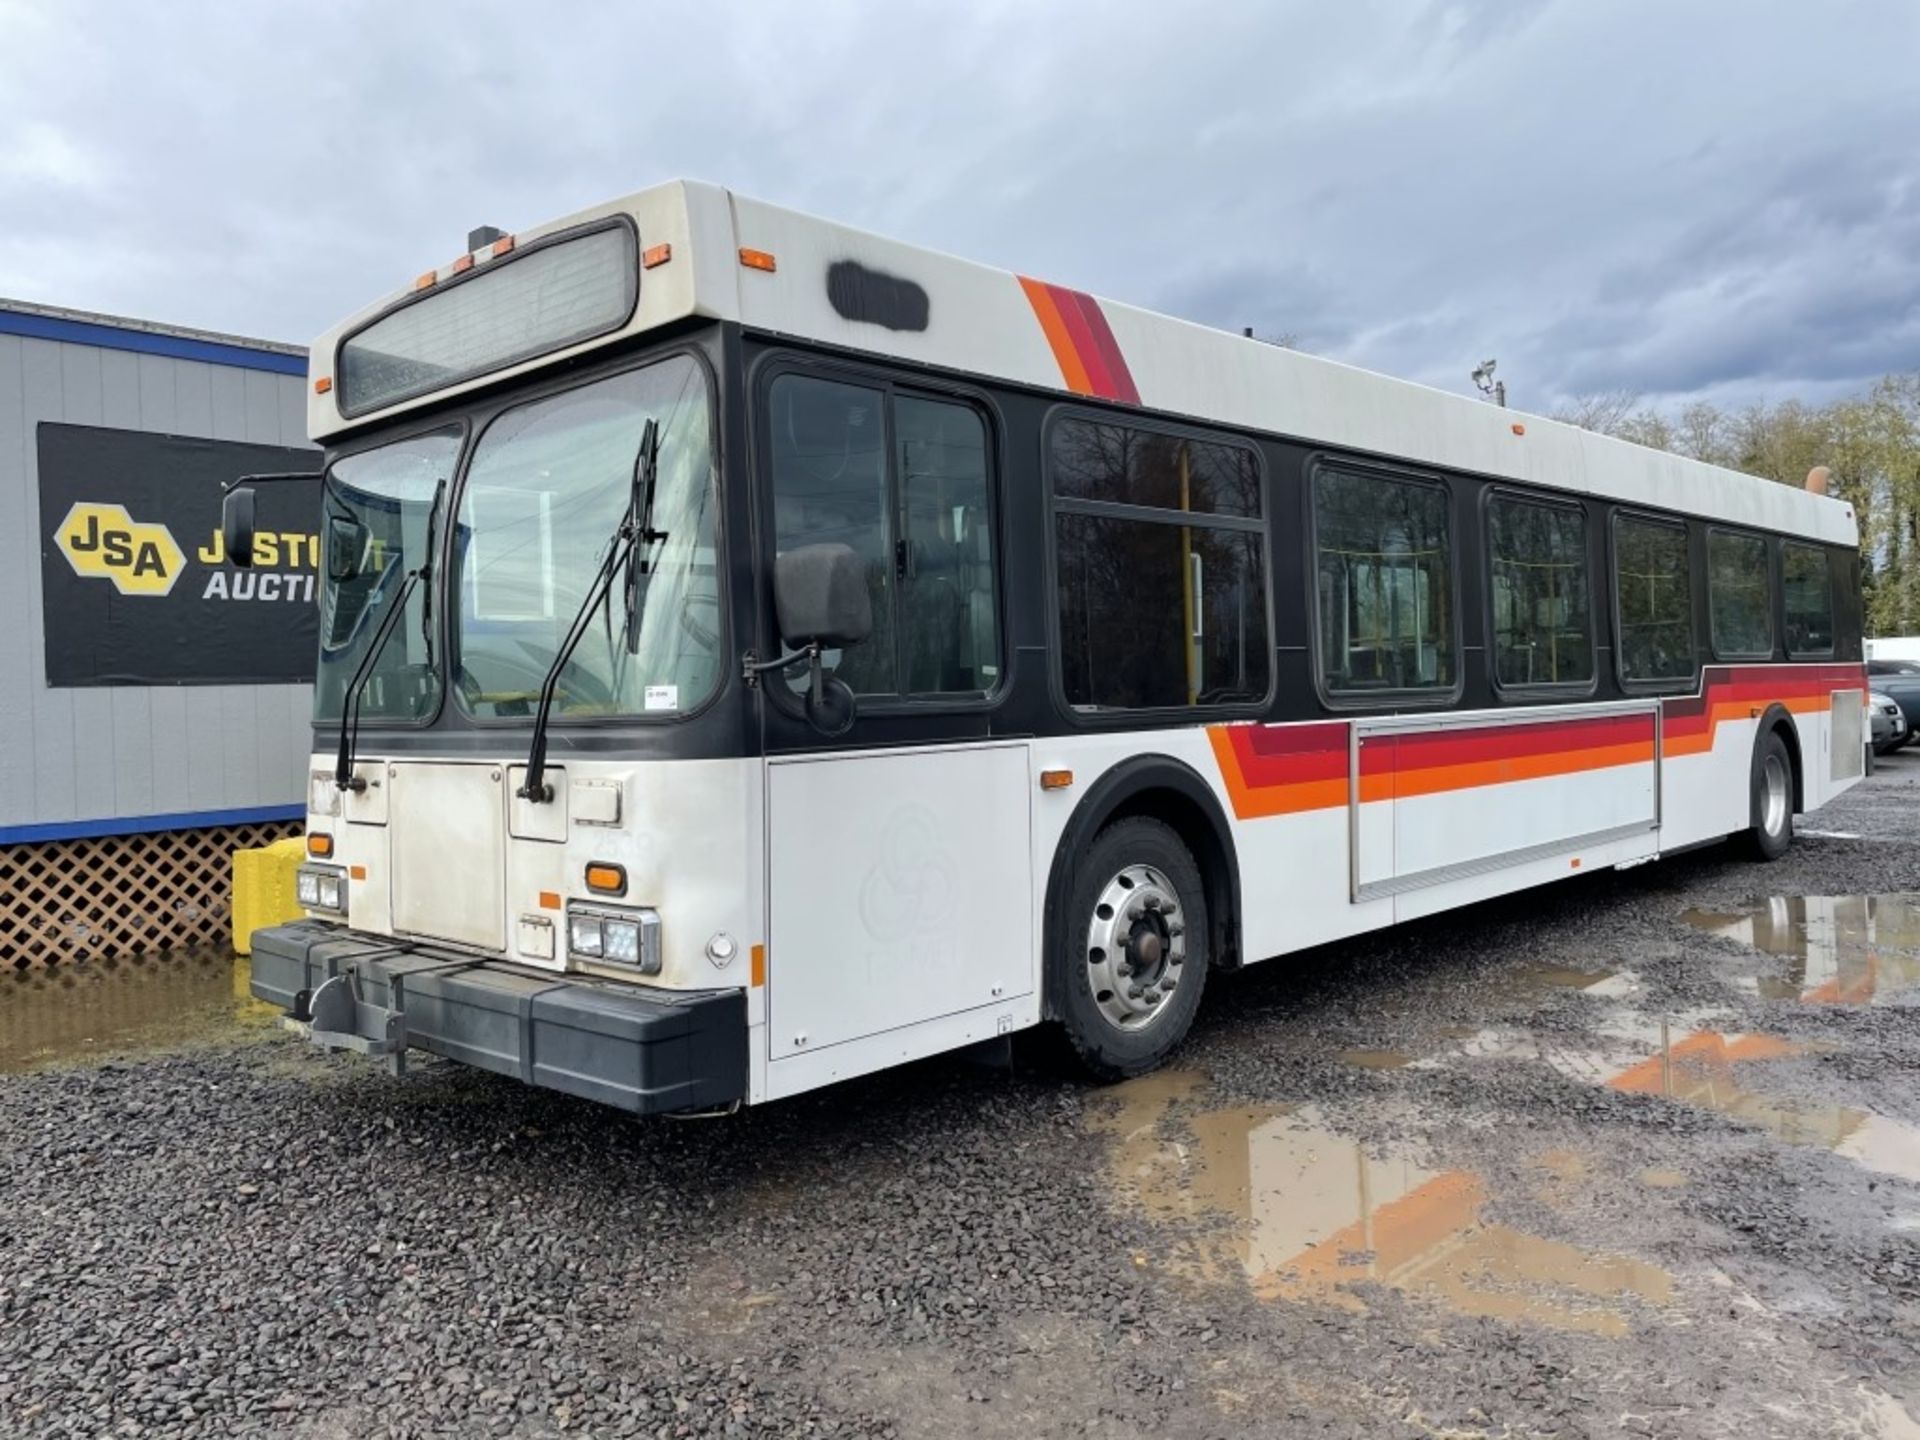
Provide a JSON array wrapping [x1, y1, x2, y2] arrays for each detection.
[[1760, 705, 1804, 813], [1041, 758, 1244, 1022]]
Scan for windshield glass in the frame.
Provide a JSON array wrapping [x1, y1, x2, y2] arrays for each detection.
[[452, 354, 720, 719], [315, 428, 461, 723]]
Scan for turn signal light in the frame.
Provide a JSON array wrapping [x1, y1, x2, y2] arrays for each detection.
[[585, 862, 627, 896], [307, 833, 334, 858], [1039, 769, 1075, 790], [739, 248, 777, 273]]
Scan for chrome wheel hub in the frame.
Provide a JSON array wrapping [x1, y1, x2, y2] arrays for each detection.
[[1762, 752, 1790, 837], [1085, 863, 1186, 1032]]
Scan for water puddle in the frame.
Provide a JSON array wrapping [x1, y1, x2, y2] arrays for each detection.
[[1529, 1017, 1920, 1183], [0, 951, 275, 1074], [1090, 1071, 1673, 1336], [1337, 1048, 1415, 1071], [1683, 894, 1920, 1005]]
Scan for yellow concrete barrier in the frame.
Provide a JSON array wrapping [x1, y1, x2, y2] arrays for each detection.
[[231, 835, 307, 955]]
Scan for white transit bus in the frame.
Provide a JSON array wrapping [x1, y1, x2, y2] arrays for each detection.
[[233, 180, 1867, 1113]]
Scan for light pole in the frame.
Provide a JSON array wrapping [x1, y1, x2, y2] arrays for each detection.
[[1471, 358, 1507, 408]]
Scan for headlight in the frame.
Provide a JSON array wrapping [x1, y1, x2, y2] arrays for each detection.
[[568, 914, 604, 958], [297, 863, 347, 916], [566, 904, 661, 974], [309, 771, 341, 817]]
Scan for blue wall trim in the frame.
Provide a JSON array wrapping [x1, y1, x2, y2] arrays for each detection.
[[0, 307, 306, 377], [0, 803, 304, 846]]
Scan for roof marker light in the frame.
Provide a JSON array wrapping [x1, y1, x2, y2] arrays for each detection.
[[643, 243, 673, 269], [413, 270, 437, 291], [452, 253, 474, 274], [739, 248, 777, 273], [491, 235, 516, 258]]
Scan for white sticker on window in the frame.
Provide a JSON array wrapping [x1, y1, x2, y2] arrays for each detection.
[[644, 684, 679, 712]]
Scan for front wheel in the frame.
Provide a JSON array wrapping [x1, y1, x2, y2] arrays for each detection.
[[1051, 816, 1209, 1081], [1745, 728, 1794, 862]]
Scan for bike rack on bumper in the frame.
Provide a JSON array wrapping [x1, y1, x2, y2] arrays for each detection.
[[250, 920, 747, 1114]]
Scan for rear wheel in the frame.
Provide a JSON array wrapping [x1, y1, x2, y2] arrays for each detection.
[[1052, 816, 1209, 1081], [1745, 728, 1794, 861]]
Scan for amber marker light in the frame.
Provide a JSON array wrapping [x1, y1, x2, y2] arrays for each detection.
[[1511, 422, 1526, 436], [539, 890, 562, 911], [313, 377, 332, 395], [491, 235, 516, 257], [452, 253, 474, 274], [585, 863, 627, 896], [739, 248, 777, 272], [643, 243, 673, 268], [1039, 769, 1075, 791], [413, 270, 437, 291], [307, 833, 334, 859], [350, 865, 368, 881]]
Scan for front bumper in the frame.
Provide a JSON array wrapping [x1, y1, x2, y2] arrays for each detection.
[[251, 921, 746, 1114]]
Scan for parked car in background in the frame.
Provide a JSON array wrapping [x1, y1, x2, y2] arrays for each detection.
[[1868, 660, 1920, 737], [1871, 690, 1909, 754]]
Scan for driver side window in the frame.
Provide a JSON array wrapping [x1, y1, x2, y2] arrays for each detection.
[[767, 373, 1000, 699]]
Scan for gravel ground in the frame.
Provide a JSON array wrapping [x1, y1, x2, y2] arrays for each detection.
[[5, 759, 1920, 1438]]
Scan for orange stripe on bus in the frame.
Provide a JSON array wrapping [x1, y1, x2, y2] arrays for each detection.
[[1018, 275, 1094, 396]]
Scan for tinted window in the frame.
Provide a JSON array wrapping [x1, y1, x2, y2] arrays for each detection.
[[1709, 530, 1773, 659], [1488, 495, 1593, 688], [1782, 542, 1834, 657], [1313, 467, 1454, 693], [1050, 419, 1260, 516], [768, 374, 1000, 699], [1049, 417, 1268, 711], [1614, 516, 1695, 682]]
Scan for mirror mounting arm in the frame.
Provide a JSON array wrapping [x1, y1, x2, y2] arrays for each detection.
[[742, 643, 826, 703]]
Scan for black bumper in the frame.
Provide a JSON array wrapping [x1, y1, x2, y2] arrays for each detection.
[[250, 921, 746, 1114]]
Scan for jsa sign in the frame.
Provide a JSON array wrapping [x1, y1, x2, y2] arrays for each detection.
[[38, 423, 321, 687]]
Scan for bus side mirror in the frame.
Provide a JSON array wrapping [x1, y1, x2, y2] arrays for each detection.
[[326, 515, 370, 582], [775, 543, 872, 648], [221, 486, 257, 568]]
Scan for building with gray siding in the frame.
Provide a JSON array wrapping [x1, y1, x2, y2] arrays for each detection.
[[0, 298, 316, 965]]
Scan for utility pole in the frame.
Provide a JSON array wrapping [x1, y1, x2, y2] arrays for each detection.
[[1471, 358, 1506, 407]]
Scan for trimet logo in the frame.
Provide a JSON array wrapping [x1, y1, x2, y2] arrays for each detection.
[[55, 502, 187, 597]]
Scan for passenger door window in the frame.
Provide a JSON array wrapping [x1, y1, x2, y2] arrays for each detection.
[[767, 373, 1000, 700]]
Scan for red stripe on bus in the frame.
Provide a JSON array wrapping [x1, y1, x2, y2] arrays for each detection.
[[1049, 284, 1119, 400], [1067, 289, 1140, 405]]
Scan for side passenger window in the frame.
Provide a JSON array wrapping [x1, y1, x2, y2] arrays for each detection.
[[767, 374, 1001, 699], [1313, 466, 1455, 694], [1708, 530, 1773, 659], [1487, 494, 1593, 688], [1614, 515, 1696, 683]]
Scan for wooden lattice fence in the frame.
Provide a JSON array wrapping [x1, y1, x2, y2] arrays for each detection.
[[1, 820, 302, 970]]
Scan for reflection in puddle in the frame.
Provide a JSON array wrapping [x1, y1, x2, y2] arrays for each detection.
[[0, 952, 274, 1073], [1091, 1071, 1672, 1336], [1549, 1020, 1920, 1184], [1683, 894, 1920, 1005]]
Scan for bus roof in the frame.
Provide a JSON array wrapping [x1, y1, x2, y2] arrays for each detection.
[[308, 179, 1857, 548]]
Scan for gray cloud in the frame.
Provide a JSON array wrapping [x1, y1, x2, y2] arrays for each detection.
[[1, 0, 1915, 417]]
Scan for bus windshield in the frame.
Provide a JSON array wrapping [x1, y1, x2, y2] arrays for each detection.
[[451, 353, 721, 720], [315, 428, 461, 723]]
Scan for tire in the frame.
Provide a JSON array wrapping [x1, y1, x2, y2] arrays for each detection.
[[1745, 727, 1795, 862], [1051, 816, 1209, 1081]]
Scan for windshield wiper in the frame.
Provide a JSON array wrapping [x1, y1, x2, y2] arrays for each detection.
[[333, 478, 446, 792], [518, 418, 658, 804]]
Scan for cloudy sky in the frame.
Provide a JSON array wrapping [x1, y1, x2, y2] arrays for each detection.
[[2, 0, 1916, 416]]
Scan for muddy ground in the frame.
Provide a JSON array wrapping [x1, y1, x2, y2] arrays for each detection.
[[4, 760, 1920, 1438]]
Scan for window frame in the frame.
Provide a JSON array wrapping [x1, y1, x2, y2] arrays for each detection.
[[445, 339, 731, 732], [1481, 486, 1599, 700], [1304, 453, 1464, 711], [1608, 509, 1700, 694], [1705, 524, 1777, 662], [1041, 405, 1276, 726], [1780, 538, 1837, 660], [753, 353, 1012, 715]]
